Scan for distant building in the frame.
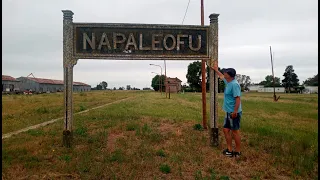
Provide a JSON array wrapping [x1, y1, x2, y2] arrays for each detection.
[[247, 85, 263, 92], [165, 77, 182, 93], [2, 75, 20, 92], [304, 86, 318, 94], [16, 77, 91, 93], [258, 87, 285, 93]]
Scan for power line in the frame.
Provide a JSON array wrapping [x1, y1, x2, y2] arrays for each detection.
[[182, 0, 191, 24]]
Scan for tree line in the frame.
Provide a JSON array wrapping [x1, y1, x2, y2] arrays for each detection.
[[182, 62, 317, 93], [91, 81, 141, 91]]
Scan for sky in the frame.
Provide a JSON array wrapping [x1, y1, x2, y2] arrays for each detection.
[[2, 0, 318, 89]]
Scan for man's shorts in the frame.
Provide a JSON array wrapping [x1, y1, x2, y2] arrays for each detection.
[[223, 112, 242, 130]]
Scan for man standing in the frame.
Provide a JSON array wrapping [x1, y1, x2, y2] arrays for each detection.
[[211, 61, 242, 158]]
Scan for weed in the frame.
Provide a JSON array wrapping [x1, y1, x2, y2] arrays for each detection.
[[156, 149, 166, 157], [27, 129, 44, 136], [194, 170, 203, 180], [24, 156, 40, 169], [193, 124, 204, 131], [149, 132, 164, 143], [80, 92, 87, 96], [75, 127, 88, 137], [159, 164, 171, 174], [59, 155, 71, 162], [126, 123, 139, 131], [79, 104, 86, 111], [142, 123, 152, 134], [220, 176, 230, 180], [109, 150, 125, 162], [36, 107, 49, 114], [208, 168, 216, 179]]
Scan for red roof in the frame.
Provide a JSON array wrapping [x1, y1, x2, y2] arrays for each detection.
[[74, 82, 90, 86], [2, 75, 17, 81], [25, 77, 90, 86], [167, 77, 182, 82]]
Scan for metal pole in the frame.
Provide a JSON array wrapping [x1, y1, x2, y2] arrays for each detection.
[[270, 46, 277, 101], [150, 64, 163, 95], [201, 0, 207, 130], [164, 60, 167, 98], [160, 67, 163, 95], [209, 13, 220, 147]]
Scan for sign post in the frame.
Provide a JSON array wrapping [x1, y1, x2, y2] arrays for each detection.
[[62, 10, 218, 147], [208, 13, 220, 147], [62, 10, 78, 147]]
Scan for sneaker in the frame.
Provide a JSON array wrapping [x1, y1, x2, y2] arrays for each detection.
[[222, 149, 233, 157], [234, 151, 241, 158]]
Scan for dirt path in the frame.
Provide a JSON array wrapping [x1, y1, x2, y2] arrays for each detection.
[[2, 96, 135, 139]]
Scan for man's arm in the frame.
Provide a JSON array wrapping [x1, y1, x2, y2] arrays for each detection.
[[210, 61, 225, 80], [234, 96, 241, 113]]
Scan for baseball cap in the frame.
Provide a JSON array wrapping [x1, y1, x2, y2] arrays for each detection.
[[222, 68, 236, 78]]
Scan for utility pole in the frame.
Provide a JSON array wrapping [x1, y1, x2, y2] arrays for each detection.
[[164, 60, 167, 98], [201, 0, 207, 130], [270, 46, 280, 101]]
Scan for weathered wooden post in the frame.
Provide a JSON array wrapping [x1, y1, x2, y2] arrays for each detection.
[[62, 10, 77, 147], [208, 13, 220, 147]]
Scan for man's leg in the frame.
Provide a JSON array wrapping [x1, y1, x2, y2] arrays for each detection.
[[232, 130, 241, 152], [223, 128, 232, 152]]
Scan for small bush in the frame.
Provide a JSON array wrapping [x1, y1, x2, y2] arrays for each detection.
[[110, 150, 125, 162], [79, 105, 86, 111], [220, 176, 230, 180], [160, 164, 171, 174], [36, 107, 49, 114], [27, 129, 44, 136], [59, 155, 71, 162], [126, 123, 139, 131], [193, 124, 204, 131], [75, 127, 88, 137], [156, 149, 166, 157]]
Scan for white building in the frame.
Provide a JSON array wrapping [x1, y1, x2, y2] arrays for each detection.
[[304, 86, 318, 94], [248, 85, 263, 91], [258, 87, 285, 93]]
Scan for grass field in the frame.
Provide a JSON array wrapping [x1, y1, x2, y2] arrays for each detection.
[[2, 91, 318, 179]]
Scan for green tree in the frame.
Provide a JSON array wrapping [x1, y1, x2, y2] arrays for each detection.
[[259, 75, 282, 87], [186, 61, 202, 92], [99, 81, 108, 90], [186, 61, 225, 92], [303, 74, 318, 86], [235, 74, 251, 91], [96, 84, 102, 90], [151, 75, 166, 91], [282, 65, 299, 92]]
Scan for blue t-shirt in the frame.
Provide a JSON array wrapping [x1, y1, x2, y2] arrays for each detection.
[[223, 79, 242, 113]]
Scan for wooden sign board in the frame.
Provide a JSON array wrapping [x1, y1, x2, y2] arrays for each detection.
[[73, 23, 209, 60]]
